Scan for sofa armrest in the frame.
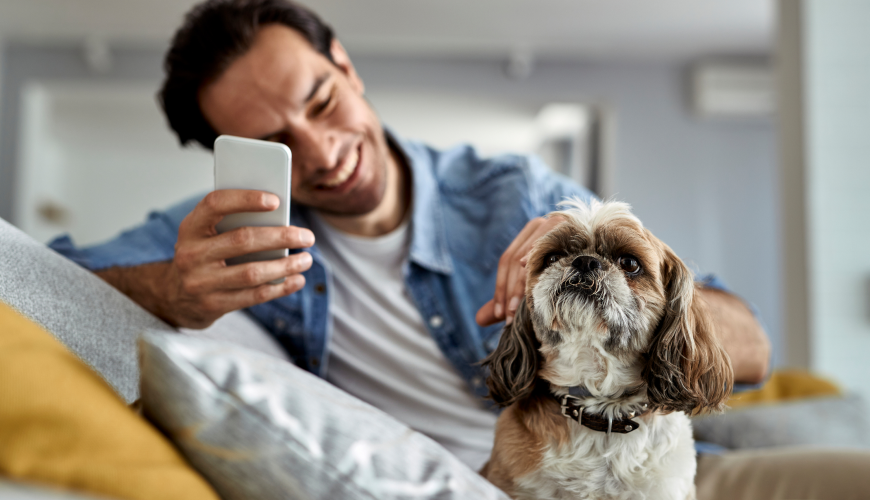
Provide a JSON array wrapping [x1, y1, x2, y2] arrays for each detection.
[[0, 218, 175, 403]]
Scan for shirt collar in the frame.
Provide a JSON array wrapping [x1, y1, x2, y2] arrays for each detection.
[[386, 129, 454, 275], [292, 128, 454, 275]]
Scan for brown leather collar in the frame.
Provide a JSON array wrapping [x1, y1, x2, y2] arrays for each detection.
[[559, 394, 650, 434], [555, 384, 651, 435]]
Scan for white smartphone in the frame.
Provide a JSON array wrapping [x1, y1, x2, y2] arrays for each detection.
[[213, 135, 291, 273]]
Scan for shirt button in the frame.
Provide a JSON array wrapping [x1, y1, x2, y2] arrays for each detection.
[[274, 318, 286, 330], [429, 315, 444, 328], [471, 376, 483, 387], [314, 283, 326, 294], [310, 357, 320, 367]]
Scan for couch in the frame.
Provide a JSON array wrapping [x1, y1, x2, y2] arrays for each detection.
[[3, 215, 868, 500], [0, 217, 509, 500]]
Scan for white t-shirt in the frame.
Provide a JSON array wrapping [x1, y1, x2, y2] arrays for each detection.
[[310, 213, 497, 471]]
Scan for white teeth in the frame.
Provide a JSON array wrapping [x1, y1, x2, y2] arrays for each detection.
[[321, 148, 359, 188]]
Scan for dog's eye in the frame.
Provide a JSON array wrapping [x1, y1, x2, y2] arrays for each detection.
[[618, 255, 642, 275], [544, 253, 563, 268]]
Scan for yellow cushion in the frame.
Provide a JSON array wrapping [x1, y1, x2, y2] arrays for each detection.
[[0, 301, 219, 500], [727, 369, 842, 409]]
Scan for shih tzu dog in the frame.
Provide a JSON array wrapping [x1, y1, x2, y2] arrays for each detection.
[[481, 199, 732, 500]]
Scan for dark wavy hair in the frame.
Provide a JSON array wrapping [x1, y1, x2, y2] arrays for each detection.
[[158, 0, 334, 149]]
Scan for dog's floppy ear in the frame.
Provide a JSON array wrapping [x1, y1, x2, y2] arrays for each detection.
[[482, 297, 540, 407], [643, 242, 733, 414]]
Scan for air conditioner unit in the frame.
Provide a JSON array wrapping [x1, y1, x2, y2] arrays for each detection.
[[692, 63, 775, 118]]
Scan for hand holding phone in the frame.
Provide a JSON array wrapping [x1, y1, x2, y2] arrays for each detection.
[[214, 135, 292, 269], [146, 136, 312, 329]]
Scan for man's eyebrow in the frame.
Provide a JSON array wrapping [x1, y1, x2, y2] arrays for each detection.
[[256, 73, 330, 141], [304, 73, 330, 104]]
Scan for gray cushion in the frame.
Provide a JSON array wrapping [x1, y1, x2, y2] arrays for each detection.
[[692, 393, 870, 450], [139, 331, 509, 500], [0, 218, 174, 403]]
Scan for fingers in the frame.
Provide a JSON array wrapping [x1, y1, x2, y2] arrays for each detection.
[[492, 220, 543, 320], [222, 252, 313, 290], [174, 225, 313, 273], [490, 215, 568, 326], [503, 222, 555, 324], [204, 225, 315, 262], [182, 190, 280, 238], [199, 274, 308, 317], [182, 252, 314, 295]]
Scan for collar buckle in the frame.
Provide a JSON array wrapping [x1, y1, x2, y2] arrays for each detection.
[[560, 395, 583, 423]]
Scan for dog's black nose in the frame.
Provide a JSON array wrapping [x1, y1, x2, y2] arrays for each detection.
[[572, 256, 602, 274]]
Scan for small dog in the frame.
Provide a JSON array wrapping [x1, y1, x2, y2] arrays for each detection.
[[481, 199, 732, 500]]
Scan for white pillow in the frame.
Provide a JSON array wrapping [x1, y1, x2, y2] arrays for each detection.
[[180, 310, 290, 362], [139, 331, 509, 500]]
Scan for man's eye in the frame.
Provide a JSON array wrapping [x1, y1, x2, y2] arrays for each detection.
[[312, 87, 336, 115], [313, 96, 331, 115], [544, 253, 563, 268], [618, 255, 641, 275]]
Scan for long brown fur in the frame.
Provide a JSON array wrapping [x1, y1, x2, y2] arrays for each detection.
[[642, 238, 733, 415], [482, 300, 540, 408]]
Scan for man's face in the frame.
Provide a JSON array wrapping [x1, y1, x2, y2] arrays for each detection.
[[199, 25, 390, 216]]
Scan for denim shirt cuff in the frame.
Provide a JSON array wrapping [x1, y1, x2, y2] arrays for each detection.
[[47, 208, 184, 272], [48, 235, 96, 270]]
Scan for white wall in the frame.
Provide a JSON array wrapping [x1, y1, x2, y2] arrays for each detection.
[[802, 0, 870, 396], [368, 90, 544, 157], [15, 82, 213, 246]]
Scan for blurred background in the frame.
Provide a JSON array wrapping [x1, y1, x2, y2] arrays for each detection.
[[0, 1, 867, 400]]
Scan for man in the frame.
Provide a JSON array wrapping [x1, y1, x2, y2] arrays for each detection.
[[51, 0, 870, 497]]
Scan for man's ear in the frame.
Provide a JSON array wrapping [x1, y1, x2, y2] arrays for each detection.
[[482, 298, 540, 407], [329, 39, 365, 95]]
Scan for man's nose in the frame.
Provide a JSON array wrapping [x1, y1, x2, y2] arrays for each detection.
[[571, 256, 602, 275], [293, 125, 340, 170]]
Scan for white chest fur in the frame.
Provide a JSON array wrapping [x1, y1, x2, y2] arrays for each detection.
[[514, 413, 698, 500]]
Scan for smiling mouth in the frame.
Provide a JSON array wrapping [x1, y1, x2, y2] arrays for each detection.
[[316, 144, 361, 190]]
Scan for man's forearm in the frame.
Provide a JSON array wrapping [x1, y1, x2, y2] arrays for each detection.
[[96, 262, 179, 326], [698, 287, 771, 384]]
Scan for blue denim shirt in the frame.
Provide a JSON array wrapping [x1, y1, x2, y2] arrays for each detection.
[[49, 133, 594, 400]]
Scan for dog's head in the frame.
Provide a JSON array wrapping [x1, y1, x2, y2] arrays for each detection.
[[483, 199, 732, 414]]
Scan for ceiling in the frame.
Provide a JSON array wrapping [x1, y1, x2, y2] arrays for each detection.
[[0, 0, 775, 61]]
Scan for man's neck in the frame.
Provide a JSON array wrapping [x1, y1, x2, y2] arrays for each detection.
[[315, 144, 410, 237]]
